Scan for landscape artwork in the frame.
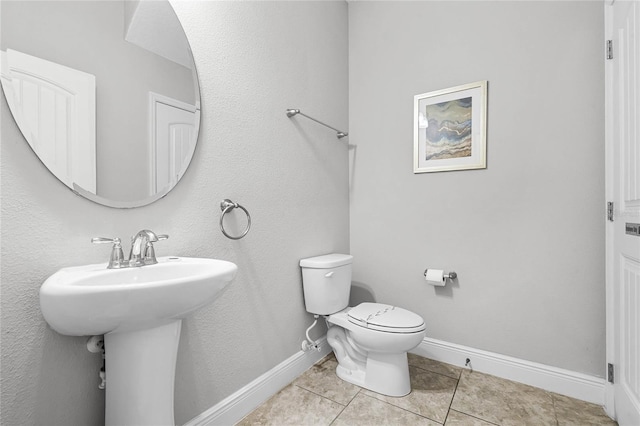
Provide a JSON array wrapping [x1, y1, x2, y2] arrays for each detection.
[[414, 81, 487, 173], [424, 97, 472, 161]]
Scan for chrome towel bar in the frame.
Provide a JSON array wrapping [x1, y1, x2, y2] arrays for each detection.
[[286, 109, 348, 139]]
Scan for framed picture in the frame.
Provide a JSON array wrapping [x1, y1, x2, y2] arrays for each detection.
[[414, 81, 487, 173]]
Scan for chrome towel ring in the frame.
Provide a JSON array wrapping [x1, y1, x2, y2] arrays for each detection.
[[220, 199, 251, 240]]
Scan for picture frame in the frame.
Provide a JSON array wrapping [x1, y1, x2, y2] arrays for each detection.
[[414, 81, 487, 173]]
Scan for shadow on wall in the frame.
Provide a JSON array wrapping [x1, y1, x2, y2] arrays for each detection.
[[348, 143, 357, 193], [350, 281, 376, 306], [352, 277, 460, 305], [432, 276, 460, 299]]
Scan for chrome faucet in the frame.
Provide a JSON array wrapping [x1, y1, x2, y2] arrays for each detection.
[[129, 229, 159, 267], [92, 229, 168, 269]]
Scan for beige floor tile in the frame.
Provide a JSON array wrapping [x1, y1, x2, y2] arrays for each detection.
[[409, 353, 464, 380], [451, 370, 556, 426], [236, 384, 344, 426], [363, 365, 458, 423], [445, 409, 498, 425], [292, 354, 361, 405], [241, 354, 615, 426], [332, 393, 440, 426], [553, 393, 618, 426]]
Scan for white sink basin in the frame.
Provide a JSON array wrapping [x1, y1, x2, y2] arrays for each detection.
[[40, 256, 237, 335], [40, 255, 237, 426]]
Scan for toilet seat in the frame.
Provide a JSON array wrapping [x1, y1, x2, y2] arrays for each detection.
[[347, 302, 425, 333]]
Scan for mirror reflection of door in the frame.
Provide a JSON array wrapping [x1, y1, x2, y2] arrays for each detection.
[[0, 0, 200, 208], [150, 92, 196, 196], [0, 49, 96, 193]]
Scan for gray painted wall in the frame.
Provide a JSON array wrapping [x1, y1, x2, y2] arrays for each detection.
[[1, 1, 607, 424], [0, 1, 348, 424], [348, 1, 605, 377]]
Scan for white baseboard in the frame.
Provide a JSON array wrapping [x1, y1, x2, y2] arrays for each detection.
[[184, 338, 331, 426], [411, 337, 606, 406]]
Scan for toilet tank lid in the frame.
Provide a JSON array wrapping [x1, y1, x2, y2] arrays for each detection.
[[299, 253, 353, 268]]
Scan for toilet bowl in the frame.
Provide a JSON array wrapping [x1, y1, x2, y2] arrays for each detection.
[[327, 303, 426, 396], [300, 254, 426, 397]]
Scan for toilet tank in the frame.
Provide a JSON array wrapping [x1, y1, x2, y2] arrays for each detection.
[[299, 253, 353, 315]]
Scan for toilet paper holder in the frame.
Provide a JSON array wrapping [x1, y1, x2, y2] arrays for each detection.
[[423, 269, 457, 280]]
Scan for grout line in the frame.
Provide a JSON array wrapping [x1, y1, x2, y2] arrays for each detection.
[[292, 384, 347, 407], [345, 387, 362, 406], [442, 371, 461, 425], [445, 369, 503, 426], [448, 409, 501, 426], [328, 390, 360, 426], [551, 393, 560, 426], [289, 384, 349, 426], [409, 362, 464, 382], [358, 392, 444, 424], [408, 355, 465, 380]]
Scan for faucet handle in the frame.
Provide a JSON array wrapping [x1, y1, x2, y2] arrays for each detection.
[[91, 237, 119, 244], [143, 242, 158, 265], [143, 234, 168, 265], [91, 237, 126, 269]]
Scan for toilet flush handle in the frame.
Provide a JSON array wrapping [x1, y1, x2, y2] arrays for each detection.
[[325, 272, 334, 278]]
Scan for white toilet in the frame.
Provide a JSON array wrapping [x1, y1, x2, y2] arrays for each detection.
[[300, 253, 426, 397]]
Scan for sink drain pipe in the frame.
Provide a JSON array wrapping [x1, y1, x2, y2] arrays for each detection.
[[87, 335, 106, 389]]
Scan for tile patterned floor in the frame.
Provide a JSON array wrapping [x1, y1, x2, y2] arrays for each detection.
[[238, 353, 617, 426]]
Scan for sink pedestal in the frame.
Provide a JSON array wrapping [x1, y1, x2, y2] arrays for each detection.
[[104, 320, 182, 426]]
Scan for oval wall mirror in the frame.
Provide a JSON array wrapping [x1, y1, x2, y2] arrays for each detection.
[[0, 0, 200, 208]]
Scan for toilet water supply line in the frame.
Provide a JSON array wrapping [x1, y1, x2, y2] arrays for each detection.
[[302, 315, 322, 352]]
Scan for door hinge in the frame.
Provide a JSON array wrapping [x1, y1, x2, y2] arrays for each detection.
[[607, 40, 613, 60], [608, 363, 615, 383], [607, 202, 614, 222]]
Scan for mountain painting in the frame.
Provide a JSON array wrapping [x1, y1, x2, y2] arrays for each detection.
[[424, 97, 472, 161]]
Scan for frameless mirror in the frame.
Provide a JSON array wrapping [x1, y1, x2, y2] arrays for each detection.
[[0, 0, 200, 208]]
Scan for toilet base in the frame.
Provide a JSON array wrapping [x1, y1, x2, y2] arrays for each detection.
[[335, 351, 411, 397], [327, 325, 412, 397]]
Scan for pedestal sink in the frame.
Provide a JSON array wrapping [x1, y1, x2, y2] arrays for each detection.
[[39, 256, 237, 426]]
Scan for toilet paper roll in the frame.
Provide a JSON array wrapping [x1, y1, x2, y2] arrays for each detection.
[[425, 269, 446, 286]]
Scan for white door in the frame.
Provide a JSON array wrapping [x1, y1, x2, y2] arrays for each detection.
[[0, 49, 96, 193], [606, 1, 640, 424], [149, 93, 197, 196]]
